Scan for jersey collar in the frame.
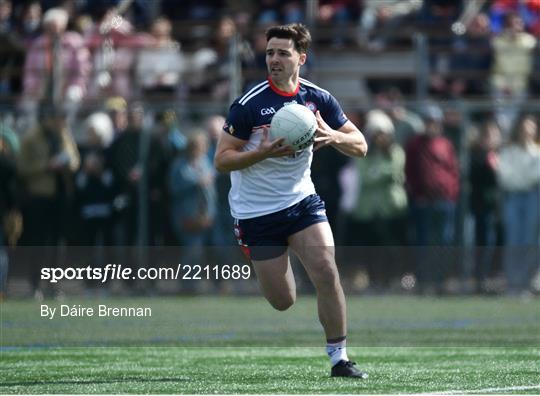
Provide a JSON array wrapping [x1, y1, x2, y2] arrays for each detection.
[[267, 76, 300, 97]]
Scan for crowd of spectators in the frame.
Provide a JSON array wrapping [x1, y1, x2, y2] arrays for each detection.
[[1, 0, 540, 299]]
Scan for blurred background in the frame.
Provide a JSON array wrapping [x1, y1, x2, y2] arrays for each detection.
[[0, 0, 539, 300]]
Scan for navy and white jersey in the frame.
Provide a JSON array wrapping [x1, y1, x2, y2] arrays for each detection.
[[223, 77, 348, 219]]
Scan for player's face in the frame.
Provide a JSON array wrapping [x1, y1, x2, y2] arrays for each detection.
[[266, 38, 306, 83]]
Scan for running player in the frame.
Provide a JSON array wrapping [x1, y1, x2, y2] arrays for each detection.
[[214, 23, 368, 378]]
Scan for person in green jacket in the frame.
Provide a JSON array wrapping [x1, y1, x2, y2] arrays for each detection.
[[348, 109, 408, 290]]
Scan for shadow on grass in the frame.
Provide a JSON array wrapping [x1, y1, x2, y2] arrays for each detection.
[[0, 377, 188, 387]]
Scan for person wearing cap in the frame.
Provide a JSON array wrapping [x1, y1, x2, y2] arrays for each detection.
[[72, 111, 116, 294], [405, 103, 460, 294], [347, 109, 408, 289]]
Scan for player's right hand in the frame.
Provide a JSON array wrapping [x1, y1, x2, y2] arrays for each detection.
[[258, 128, 295, 158]]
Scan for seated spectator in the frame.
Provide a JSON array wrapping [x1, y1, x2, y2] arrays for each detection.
[[189, 15, 252, 100], [420, 0, 463, 25], [160, 0, 225, 21], [0, 0, 25, 99], [21, 7, 90, 117], [490, 0, 540, 37], [316, 0, 362, 48], [255, 0, 285, 25], [358, 0, 422, 50], [491, 12, 537, 135], [449, 13, 493, 97], [496, 114, 540, 295], [135, 16, 186, 100], [85, 6, 151, 100], [15, 1, 42, 45]]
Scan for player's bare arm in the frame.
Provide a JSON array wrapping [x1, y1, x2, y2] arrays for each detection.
[[313, 110, 368, 157], [214, 129, 295, 172]]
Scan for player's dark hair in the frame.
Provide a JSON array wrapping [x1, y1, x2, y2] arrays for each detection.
[[265, 23, 311, 54]]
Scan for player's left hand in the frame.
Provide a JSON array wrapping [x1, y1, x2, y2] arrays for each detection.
[[313, 111, 336, 151]]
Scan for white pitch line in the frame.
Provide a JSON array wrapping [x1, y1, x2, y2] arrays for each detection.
[[418, 384, 540, 394]]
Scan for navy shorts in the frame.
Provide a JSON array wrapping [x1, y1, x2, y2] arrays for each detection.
[[233, 194, 328, 261]]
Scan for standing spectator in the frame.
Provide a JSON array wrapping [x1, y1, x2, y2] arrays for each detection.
[[169, 132, 216, 241], [169, 132, 217, 292], [491, 12, 537, 135], [311, 125, 349, 231], [468, 118, 502, 293], [496, 114, 540, 295], [107, 102, 167, 247], [104, 95, 128, 138], [204, 114, 232, 239], [107, 103, 167, 293], [72, 112, 115, 292], [153, 109, 188, 246], [22, 8, 90, 116], [405, 103, 460, 293], [135, 16, 186, 101], [17, 106, 80, 299], [154, 109, 187, 162], [0, 114, 21, 299], [348, 109, 408, 289]]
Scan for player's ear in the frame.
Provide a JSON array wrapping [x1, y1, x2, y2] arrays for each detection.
[[299, 52, 307, 66]]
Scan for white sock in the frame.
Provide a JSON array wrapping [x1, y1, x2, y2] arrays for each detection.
[[326, 339, 348, 367]]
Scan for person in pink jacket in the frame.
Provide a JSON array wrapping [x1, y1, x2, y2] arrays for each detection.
[[22, 7, 90, 112]]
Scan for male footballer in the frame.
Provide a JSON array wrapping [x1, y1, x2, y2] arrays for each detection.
[[214, 23, 368, 378]]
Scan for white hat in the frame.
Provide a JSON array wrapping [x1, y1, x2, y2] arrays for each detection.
[[85, 112, 113, 147], [42, 7, 69, 29], [365, 109, 395, 135]]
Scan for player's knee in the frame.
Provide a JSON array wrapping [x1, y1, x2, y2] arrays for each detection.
[[310, 261, 340, 290], [269, 295, 295, 311]]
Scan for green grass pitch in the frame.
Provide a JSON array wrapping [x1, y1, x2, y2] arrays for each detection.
[[1, 295, 539, 394]]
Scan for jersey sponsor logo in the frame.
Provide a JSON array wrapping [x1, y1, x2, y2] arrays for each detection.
[[305, 101, 317, 113], [315, 209, 327, 216], [283, 100, 298, 106], [260, 107, 276, 115]]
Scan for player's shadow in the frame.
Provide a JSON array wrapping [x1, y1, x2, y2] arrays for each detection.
[[0, 377, 189, 387]]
